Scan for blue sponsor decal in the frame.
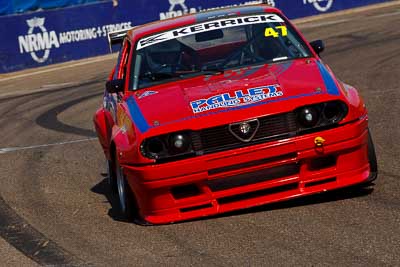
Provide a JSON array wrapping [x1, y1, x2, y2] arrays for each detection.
[[317, 61, 340, 96], [126, 96, 149, 133], [190, 84, 283, 114]]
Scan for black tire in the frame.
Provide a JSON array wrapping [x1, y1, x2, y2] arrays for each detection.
[[114, 152, 137, 221], [107, 159, 118, 193], [366, 129, 378, 182]]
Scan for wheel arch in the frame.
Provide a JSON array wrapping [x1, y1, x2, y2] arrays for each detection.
[[93, 107, 114, 160]]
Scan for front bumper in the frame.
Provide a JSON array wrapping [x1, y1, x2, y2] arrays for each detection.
[[124, 117, 371, 224]]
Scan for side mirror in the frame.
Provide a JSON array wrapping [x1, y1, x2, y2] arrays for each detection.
[[310, 40, 325, 55], [105, 79, 124, 93]]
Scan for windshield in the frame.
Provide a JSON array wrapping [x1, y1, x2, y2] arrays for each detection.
[[131, 14, 312, 90]]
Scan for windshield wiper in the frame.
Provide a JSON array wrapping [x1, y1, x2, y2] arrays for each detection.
[[201, 66, 225, 73], [179, 68, 224, 79], [272, 56, 289, 62]]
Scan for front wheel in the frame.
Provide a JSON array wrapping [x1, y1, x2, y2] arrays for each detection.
[[366, 129, 378, 182], [115, 153, 137, 221], [107, 159, 117, 193]]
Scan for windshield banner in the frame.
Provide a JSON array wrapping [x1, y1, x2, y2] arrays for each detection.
[[138, 14, 284, 50], [0, 0, 391, 73]]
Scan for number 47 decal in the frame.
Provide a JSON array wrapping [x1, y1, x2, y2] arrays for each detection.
[[265, 26, 288, 38]]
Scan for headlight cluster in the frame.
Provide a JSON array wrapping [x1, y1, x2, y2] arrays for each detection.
[[141, 101, 348, 160], [140, 131, 194, 160], [296, 101, 348, 130]]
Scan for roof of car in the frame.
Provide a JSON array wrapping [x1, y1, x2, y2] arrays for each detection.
[[127, 4, 281, 42]]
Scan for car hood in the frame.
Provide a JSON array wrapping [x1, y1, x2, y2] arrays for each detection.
[[129, 58, 344, 132]]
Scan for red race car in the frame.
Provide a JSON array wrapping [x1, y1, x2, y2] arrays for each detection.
[[94, 4, 377, 224]]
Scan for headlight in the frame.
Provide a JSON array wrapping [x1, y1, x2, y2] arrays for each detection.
[[169, 133, 191, 153], [322, 101, 347, 124], [142, 137, 164, 158], [296, 101, 348, 130], [141, 131, 194, 160], [297, 106, 320, 128]]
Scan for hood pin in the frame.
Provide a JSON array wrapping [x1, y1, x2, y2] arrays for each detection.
[[314, 136, 326, 147]]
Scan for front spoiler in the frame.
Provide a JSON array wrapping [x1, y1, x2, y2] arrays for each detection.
[[123, 118, 371, 224]]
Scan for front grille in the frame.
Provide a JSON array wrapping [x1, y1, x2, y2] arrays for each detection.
[[192, 112, 297, 154]]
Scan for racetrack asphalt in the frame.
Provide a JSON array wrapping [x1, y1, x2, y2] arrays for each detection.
[[0, 4, 399, 266]]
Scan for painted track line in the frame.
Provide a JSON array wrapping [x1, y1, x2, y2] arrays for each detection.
[[0, 138, 97, 154]]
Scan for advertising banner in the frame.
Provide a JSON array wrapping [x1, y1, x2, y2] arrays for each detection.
[[0, 0, 392, 73], [0, 0, 104, 16]]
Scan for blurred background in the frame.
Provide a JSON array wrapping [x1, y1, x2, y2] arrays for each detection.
[[0, 0, 392, 73]]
